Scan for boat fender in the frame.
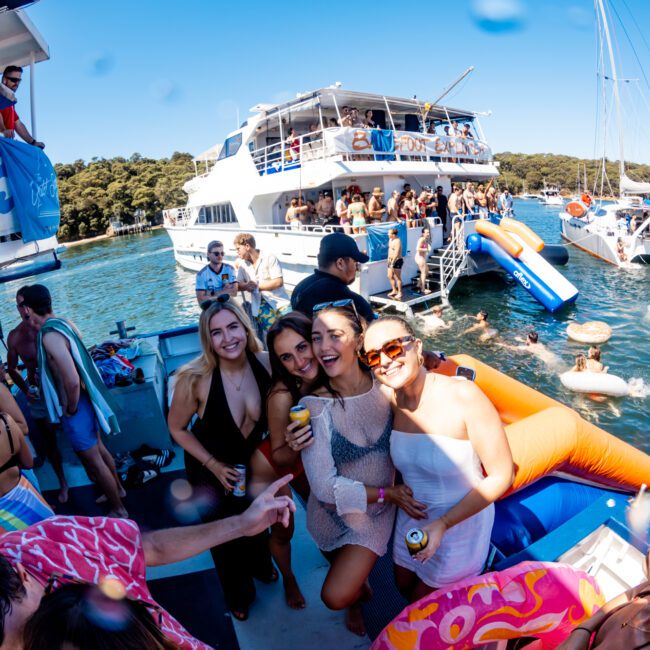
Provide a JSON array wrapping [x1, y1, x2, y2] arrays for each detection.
[[566, 321, 612, 344], [566, 201, 588, 218], [560, 371, 629, 397], [372, 561, 605, 650], [581, 193, 592, 206]]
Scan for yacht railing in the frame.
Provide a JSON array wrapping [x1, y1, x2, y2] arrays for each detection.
[[251, 127, 493, 176], [163, 206, 196, 227], [438, 215, 469, 300]]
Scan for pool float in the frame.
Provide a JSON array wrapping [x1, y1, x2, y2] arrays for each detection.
[[560, 371, 629, 397], [566, 321, 612, 344], [372, 561, 605, 650], [435, 355, 650, 493]]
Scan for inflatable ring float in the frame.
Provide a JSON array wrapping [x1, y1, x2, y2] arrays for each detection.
[[566, 321, 612, 344], [560, 371, 629, 397], [372, 561, 605, 650]]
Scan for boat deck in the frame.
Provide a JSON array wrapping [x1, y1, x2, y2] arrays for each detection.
[[369, 286, 443, 314]]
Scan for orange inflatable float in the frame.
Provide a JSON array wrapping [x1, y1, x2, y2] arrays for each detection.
[[565, 201, 588, 218], [436, 355, 650, 493]]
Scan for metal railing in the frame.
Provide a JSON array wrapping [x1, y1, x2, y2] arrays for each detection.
[[163, 206, 196, 227], [438, 215, 469, 300], [250, 127, 493, 176]]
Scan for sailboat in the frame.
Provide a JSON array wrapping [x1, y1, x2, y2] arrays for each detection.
[[560, 0, 650, 266]]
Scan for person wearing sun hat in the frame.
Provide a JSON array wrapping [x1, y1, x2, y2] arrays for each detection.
[[368, 187, 386, 223]]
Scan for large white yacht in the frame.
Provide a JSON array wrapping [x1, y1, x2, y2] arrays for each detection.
[[164, 87, 499, 303], [539, 182, 564, 206]]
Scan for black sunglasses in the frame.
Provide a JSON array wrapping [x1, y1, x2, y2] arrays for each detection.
[[312, 298, 362, 324], [200, 293, 230, 311], [5, 77, 21, 83], [360, 335, 415, 369], [210, 250, 224, 257]]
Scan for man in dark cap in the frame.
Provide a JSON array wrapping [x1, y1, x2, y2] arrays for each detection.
[[290, 232, 375, 321]]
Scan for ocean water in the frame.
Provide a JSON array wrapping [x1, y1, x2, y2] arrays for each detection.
[[0, 199, 647, 451]]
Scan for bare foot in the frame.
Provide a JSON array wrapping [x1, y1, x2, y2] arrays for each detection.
[[57, 484, 69, 504], [394, 294, 403, 301], [283, 575, 306, 609], [345, 603, 366, 636], [107, 507, 129, 518], [96, 487, 127, 504]]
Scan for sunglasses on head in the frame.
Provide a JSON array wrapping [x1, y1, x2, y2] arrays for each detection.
[[200, 293, 230, 311], [312, 298, 361, 324], [360, 335, 415, 369]]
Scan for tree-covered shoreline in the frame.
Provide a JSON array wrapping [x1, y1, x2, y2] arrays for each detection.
[[54, 151, 650, 242]]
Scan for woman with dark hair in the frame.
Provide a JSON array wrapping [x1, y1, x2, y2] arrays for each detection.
[[168, 296, 276, 621], [362, 315, 513, 603], [295, 303, 425, 635], [24, 583, 175, 650]]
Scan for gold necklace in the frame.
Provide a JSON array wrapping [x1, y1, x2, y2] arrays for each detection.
[[222, 366, 248, 392]]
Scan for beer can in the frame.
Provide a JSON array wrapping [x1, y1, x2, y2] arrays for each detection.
[[289, 405, 311, 427], [405, 527, 429, 556], [232, 464, 246, 497]]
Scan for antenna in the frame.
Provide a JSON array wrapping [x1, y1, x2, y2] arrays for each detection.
[[432, 66, 475, 105]]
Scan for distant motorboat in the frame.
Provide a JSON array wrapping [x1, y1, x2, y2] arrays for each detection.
[[540, 182, 565, 206]]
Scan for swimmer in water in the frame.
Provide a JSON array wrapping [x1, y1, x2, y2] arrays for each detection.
[[462, 310, 497, 341], [571, 353, 588, 372], [497, 331, 562, 368], [586, 346, 608, 373], [420, 305, 450, 332]]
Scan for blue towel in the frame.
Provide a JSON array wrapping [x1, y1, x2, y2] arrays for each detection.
[[370, 129, 395, 161]]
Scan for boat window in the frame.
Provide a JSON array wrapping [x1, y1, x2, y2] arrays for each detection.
[[199, 203, 238, 225], [217, 133, 243, 160]]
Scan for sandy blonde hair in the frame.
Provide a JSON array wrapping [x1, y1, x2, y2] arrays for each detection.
[[176, 297, 262, 394]]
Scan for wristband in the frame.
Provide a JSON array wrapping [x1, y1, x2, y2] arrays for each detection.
[[202, 455, 216, 467], [377, 487, 385, 504]]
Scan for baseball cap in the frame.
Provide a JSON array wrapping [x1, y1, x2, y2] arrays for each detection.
[[318, 232, 369, 265]]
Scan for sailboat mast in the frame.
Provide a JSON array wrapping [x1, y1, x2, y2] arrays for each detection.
[[596, 0, 625, 179]]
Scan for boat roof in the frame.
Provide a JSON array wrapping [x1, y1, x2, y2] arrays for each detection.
[[193, 143, 223, 162], [0, 4, 49, 69], [249, 86, 478, 122]]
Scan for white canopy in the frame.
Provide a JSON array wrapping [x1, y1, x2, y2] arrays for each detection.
[[0, 8, 49, 69], [620, 173, 650, 195]]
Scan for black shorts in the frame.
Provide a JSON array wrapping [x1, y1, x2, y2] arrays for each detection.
[[389, 258, 404, 270]]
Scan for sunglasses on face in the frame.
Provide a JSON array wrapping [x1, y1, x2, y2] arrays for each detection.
[[5, 77, 21, 83], [210, 250, 224, 257], [360, 335, 415, 369], [200, 293, 230, 311]]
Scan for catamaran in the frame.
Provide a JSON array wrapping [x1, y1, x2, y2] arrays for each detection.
[[560, 0, 650, 266]]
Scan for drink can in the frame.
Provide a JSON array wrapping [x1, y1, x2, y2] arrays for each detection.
[[232, 464, 246, 497], [405, 527, 429, 556], [289, 405, 310, 427]]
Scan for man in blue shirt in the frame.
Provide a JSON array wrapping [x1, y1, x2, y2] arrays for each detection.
[[195, 240, 238, 305]]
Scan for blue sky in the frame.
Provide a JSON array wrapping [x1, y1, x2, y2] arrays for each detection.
[[18, 0, 650, 165]]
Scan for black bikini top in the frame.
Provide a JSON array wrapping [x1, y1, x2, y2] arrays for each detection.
[[0, 413, 18, 474]]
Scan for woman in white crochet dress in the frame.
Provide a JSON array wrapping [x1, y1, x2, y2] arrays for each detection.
[[363, 315, 514, 603], [296, 301, 426, 636]]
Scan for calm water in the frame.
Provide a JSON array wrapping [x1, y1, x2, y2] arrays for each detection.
[[0, 199, 647, 450]]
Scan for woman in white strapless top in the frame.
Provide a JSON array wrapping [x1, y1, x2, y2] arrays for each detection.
[[362, 315, 514, 603]]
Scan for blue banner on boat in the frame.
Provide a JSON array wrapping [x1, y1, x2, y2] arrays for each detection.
[[0, 138, 60, 243], [366, 221, 406, 261]]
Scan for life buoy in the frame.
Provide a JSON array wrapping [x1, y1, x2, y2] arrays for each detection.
[[372, 561, 604, 650], [560, 371, 629, 397], [566, 201, 587, 218], [581, 193, 592, 206], [566, 321, 612, 344]]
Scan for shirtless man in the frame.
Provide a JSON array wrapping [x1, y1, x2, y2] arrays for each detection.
[[387, 190, 400, 221], [7, 287, 68, 502], [316, 191, 334, 221], [20, 285, 127, 517], [462, 310, 496, 341], [475, 179, 492, 219], [463, 182, 476, 216], [367, 187, 386, 222], [486, 184, 498, 213], [497, 331, 562, 368], [339, 106, 353, 127], [420, 305, 449, 332], [387, 228, 403, 300]]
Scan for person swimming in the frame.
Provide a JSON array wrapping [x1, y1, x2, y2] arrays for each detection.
[[420, 305, 449, 332], [497, 331, 563, 368], [462, 310, 497, 341]]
